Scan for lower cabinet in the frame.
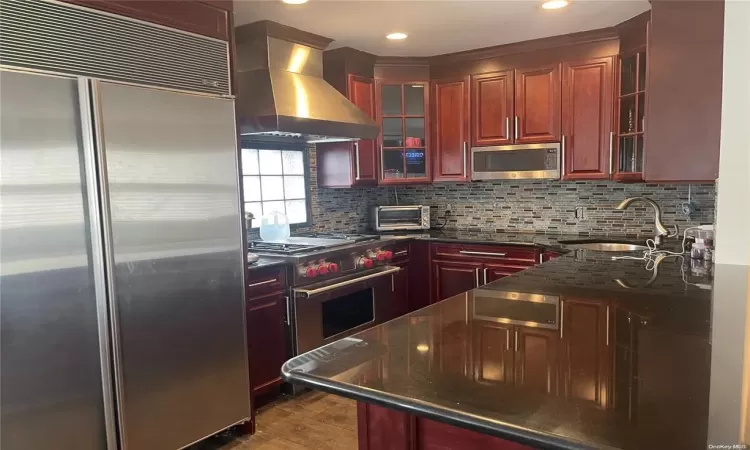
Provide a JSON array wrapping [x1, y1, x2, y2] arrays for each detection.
[[392, 262, 411, 319], [245, 267, 287, 397], [357, 402, 533, 450], [433, 259, 483, 302], [484, 263, 527, 283], [473, 322, 514, 385]]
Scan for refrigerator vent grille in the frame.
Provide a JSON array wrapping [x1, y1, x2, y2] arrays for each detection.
[[0, 0, 230, 95]]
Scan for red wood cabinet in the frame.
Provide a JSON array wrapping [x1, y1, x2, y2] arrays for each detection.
[[392, 262, 411, 319], [432, 260, 481, 302], [358, 402, 533, 450], [317, 75, 378, 187], [644, 0, 723, 182], [350, 75, 379, 184], [561, 57, 614, 180], [514, 65, 561, 144], [63, 0, 232, 41], [471, 70, 514, 147], [560, 298, 610, 407], [483, 263, 527, 284], [245, 267, 287, 397], [514, 326, 559, 395], [432, 77, 470, 182], [246, 291, 287, 394]]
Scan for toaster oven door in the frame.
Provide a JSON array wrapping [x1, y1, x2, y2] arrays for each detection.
[[375, 206, 426, 230]]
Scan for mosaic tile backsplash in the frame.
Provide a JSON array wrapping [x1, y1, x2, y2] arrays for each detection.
[[250, 146, 716, 238]]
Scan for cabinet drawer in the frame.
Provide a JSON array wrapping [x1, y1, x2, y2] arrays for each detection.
[[246, 266, 286, 298], [391, 242, 411, 263], [431, 243, 537, 264]]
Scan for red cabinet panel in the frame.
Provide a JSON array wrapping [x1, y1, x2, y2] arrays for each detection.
[[246, 291, 287, 394], [514, 65, 561, 144], [350, 75, 378, 184], [432, 260, 482, 303], [64, 0, 232, 40], [471, 70, 514, 147], [432, 77, 470, 181], [473, 322, 515, 385], [561, 57, 614, 180]]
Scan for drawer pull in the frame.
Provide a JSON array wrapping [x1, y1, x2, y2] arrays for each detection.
[[459, 250, 507, 257], [248, 279, 277, 288], [394, 250, 409, 256]]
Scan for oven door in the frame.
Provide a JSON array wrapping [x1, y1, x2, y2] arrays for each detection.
[[291, 266, 400, 355], [471, 143, 560, 180]]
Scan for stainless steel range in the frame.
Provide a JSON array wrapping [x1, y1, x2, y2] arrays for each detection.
[[248, 234, 399, 363]]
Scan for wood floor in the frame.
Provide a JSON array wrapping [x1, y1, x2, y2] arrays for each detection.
[[191, 391, 358, 450]]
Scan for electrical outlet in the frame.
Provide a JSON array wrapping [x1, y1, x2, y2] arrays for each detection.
[[575, 206, 585, 219]]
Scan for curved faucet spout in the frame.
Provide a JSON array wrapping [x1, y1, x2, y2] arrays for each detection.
[[615, 196, 674, 243]]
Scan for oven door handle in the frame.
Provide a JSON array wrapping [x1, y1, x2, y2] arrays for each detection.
[[293, 266, 401, 298]]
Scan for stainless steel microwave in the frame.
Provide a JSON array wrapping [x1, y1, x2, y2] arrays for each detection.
[[370, 205, 430, 231], [471, 143, 561, 180]]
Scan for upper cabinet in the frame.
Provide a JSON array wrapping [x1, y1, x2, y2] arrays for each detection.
[[63, 1, 233, 41], [318, 49, 379, 187], [514, 65, 562, 144], [613, 51, 647, 181], [643, 0, 723, 182], [376, 80, 431, 184], [561, 57, 614, 180], [471, 70, 514, 147], [432, 77, 470, 182]]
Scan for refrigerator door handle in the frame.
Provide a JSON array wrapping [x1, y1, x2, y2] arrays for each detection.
[[79, 77, 119, 450]]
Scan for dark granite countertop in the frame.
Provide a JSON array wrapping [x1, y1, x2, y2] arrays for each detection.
[[378, 229, 652, 252], [282, 251, 750, 449]]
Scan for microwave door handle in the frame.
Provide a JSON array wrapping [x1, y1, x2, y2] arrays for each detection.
[[354, 141, 361, 180]]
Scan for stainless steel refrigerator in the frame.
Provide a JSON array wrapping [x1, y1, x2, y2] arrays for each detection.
[[0, 2, 250, 449]]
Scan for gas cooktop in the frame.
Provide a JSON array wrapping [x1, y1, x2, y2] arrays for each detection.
[[248, 237, 350, 255], [293, 232, 380, 243]]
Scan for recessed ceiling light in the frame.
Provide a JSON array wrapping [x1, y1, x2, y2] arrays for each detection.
[[386, 32, 408, 40], [282, 0, 308, 4], [541, 0, 569, 9]]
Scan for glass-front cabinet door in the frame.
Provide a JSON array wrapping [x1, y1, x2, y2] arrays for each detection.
[[614, 50, 646, 181], [377, 82, 430, 184]]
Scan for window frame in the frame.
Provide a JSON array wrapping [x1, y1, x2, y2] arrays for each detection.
[[239, 140, 312, 230]]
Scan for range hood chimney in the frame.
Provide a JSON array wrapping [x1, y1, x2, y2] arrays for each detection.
[[234, 21, 379, 142]]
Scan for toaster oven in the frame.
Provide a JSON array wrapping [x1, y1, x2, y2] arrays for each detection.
[[370, 205, 430, 231]]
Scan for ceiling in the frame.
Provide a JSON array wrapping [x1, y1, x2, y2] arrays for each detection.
[[234, 0, 651, 57]]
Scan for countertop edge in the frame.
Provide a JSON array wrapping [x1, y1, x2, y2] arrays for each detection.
[[281, 370, 604, 450]]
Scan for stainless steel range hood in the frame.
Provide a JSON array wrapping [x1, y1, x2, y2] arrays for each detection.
[[234, 21, 379, 142]]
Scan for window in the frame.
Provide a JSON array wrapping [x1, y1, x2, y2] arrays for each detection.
[[241, 146, 310, 226]]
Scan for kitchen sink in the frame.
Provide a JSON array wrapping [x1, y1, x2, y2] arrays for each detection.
[[558, 240, 649, 252]]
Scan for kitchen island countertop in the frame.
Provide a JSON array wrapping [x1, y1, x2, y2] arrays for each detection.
[[282, 251, 750, 449]]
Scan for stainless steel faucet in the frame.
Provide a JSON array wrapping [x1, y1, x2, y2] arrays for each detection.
[[615, 197, 678, 245]]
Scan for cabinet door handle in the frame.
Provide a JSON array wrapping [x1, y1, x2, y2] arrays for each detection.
[[462, 141, 468, 177], [394, 250, 408, 256], [483, 268, 488, 285], [248, 278, 277, 288], [391, 274, 395, 292], [505, 117, 510, 140], [284, 295, 291, 325], [560, 300, 564, 338], [514, 116, 519, 141], [608, 131, 614, 175], [560, 135, 566, 178], [506, 331, 510, 351], [514, 329, 519, 352], [606, 305, 610, 346], [475, 268, 480, 287], [379, 144, 384, 180], [354, 141, 361, 180], [459, 250, 507, 257]]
